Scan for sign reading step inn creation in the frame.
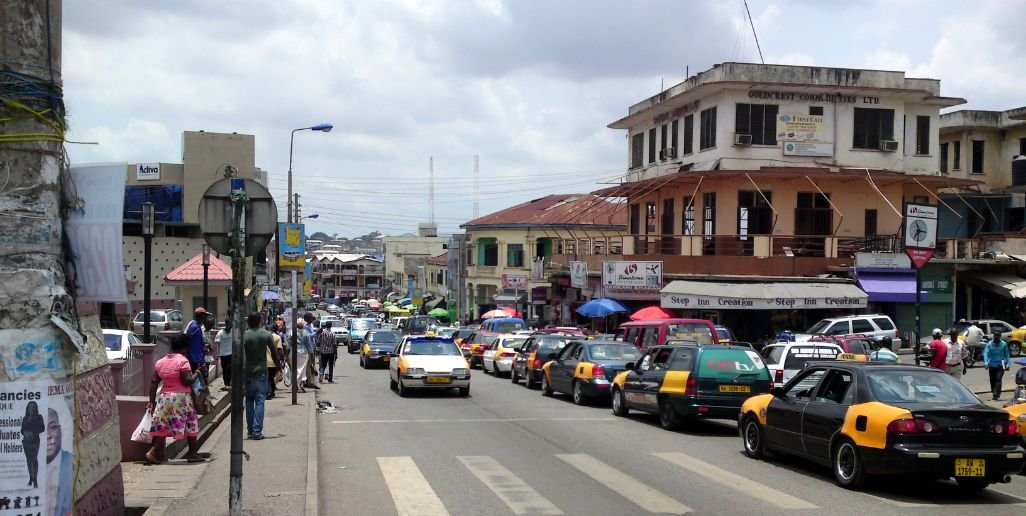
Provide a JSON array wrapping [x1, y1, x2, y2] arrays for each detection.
[[660, 280, 867, 310], [603, 261, 662, 290]]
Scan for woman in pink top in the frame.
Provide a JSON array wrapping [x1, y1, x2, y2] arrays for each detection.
[[146, 335, 203, 464]]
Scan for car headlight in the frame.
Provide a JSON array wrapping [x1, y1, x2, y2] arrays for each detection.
[[407, 368, 425, 375], [452, 368, 469, 376]]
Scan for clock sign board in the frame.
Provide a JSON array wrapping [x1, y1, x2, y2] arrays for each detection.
[[904, 203, 938, 268]]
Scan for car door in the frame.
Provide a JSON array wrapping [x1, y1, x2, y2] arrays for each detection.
[[801, 368, 855, 460], [513, 338, 533, 376], [388, 339, 403, 382], [621, 349, 653, 410], [551, 343, 582, 393], [638, 347, 675, 411], [765, 368, 827, 454]]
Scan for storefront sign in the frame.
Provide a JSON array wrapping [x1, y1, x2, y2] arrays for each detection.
[[531, 287, 548, 302], [662, 293, 866, 310], [570, 261, 587, 289], [603, 261, 662, 290], [502, 274, 527, 290], [136, 163, 160, 181], [748, 91, 880, 104], [783, 141, 833, 157], [653, 100, 701, 124], [855, 252, 911, 269], [278, 223, 306, 270], [904, 203, 938, 269], [66, 164, 129, 303], [776, 114, 826, 142]]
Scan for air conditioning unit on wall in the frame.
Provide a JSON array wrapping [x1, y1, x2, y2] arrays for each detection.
[[734, 133, 753, 146], [879, 139, 899, 152]]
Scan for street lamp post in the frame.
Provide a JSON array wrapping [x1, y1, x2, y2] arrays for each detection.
[[286, 123, 331, 405], [202, 244, 210, 316], [142, 202, 155, 343]]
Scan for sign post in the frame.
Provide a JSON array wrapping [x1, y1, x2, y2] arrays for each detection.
[[278, 223, 306, 406], [904, 203, 938, 353]]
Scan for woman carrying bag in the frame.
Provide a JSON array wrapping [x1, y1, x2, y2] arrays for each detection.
[[145, 335, 205, 464]]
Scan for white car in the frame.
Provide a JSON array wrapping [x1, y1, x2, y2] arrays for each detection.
[[794, 314, 902, 349], [388, 336, 471, 397], [102, 329, 142, 361], [760, 342, 842, 387], [482, 335, 528, 377]]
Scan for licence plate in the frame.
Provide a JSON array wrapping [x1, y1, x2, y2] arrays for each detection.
[[425, 377, 451, 384], [954, 458, 985, 477], [382, 356, 390, 362], [719, 385, 750, 393]]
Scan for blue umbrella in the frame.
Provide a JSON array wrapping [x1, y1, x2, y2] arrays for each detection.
[[576, 298, 629, 317], [397, 298, 412, 306]]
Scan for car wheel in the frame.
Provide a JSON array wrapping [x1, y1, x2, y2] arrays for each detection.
[[955, 478, 990, 492], [525, 372, 537, 389], [397, 379, 409, 397], [1010, 341, 1022, 357], [572, 381, 587, 405], [832, 439, 867, 489], [742, 416, 768, 460], [611, 388, 629, 417], [541, 374, 553, 397], [389, 377, 398, 390], [459, 386, 470, 397], [658, 397, 681, 430], [510, 367, 519, 384]]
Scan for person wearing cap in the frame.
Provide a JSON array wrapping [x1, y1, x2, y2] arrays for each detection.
[[927, 328, 948, 371], [945, 328, 964, 380], [185, 307, 209, 372]]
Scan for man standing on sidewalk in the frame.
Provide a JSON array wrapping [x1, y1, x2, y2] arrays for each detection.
[[215, 320, 232, 391], [266, 324, 285, 400], [318, 321, 338, 383], [302, 312, 320, 390], [185, 307, 209, 371], [244, 313, 282, 440], [927, 329, 948, 371], [984, 332, 1011, 401], [945, 328, 964, 380]]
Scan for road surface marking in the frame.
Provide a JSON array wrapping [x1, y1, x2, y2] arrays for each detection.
[[377, 456, 449, 516], [858, 492, 939, 507], [652, 452, 818, 510], [555, 453, 692, 514], [457, 456, 563, 515], [334, 417, 617, 424]]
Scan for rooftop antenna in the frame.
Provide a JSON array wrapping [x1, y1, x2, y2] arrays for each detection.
[[428, 156, 435, 224], [473, 155, 480, 219], [744, 0, 765, 64]]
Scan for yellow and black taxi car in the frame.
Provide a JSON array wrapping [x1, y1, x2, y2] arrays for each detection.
[[540, 340, 643, 405], [611, 344, 771, 430], [740, 362, 1025, 490], [359, 329, 401, 369]]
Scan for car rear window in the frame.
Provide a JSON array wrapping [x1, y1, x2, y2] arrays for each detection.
[[368, 332, 398, 343], [588, 344, 642, 361], [493, 322, 525, 333], [103, 334, 122, 351], [867, 370, 977, 404], [536, 337, 568, 353], [697, 349, 769, 379], [872, 317, 895, 331], [762, 346, 785, 365], [352, 319, 379, 331], [665, 323, 715, 345], [783, 346, 839, 369]]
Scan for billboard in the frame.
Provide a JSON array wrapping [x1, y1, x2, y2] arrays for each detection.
[[776, 114, 827, 142], [570, 261, 587, 289], [904, 203, 938, 268], [502, 274, 527, 290], [602, 261, 662, 290], [66, 164, 129, 303], [278, 223, 306, 270]]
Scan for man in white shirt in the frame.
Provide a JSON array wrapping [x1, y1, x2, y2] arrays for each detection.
[[945, 328, 964, 379], [216, 322, 232, 390]]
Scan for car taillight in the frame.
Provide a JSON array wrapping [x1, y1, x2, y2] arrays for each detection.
[[683, 377, 698, 396], [500, 352, 516, 358], [993, 421, 1018, 435], [533, 359, 542, 368], [592, 364, 606, 378], [886, 418, 941, 434], [774, 369, 783, 386], [164, 322, 170, 330], [895, 329, 900, 338]]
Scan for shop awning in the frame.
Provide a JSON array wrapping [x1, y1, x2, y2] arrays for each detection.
[[857, 272, 923, 303], [964, 273, 1026, 299], [660, 280, 867, 310], [494, 290, 527, 303]]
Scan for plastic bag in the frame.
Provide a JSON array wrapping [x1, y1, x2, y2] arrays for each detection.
[[131, 410, 153, 444]]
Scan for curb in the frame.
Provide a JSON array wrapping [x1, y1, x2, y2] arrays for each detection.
[[305, 394, 319, 516]]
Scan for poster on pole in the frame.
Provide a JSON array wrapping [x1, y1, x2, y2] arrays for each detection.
[[278, 223, 306, 271], [904, 203, 938, 268]]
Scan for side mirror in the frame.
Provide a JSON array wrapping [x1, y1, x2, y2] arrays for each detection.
[[770, 386, 785, 398], [624, 362, 635, 371]]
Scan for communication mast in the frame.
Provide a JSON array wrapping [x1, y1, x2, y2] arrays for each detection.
[[473, 155, 480, 219]]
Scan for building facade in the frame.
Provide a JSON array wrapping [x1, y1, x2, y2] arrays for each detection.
[[309, 253, 384, 301], [382, 233, 448, 296]]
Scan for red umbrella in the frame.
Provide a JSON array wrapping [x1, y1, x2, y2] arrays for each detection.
[[630, 306, 674, 321], [481, 309, 513, 319]]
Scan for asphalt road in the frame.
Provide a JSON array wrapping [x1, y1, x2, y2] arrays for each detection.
[[315, 351, 1026, 516]]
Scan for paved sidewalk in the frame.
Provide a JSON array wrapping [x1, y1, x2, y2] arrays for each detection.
[[125, 388, 320, 515]]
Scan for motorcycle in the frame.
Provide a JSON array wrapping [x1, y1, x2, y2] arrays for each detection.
[[962, 338, 986, 369]]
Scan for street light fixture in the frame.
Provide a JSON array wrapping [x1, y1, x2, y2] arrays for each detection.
[[141, 202, 155, 343], [287, 124, 333, 223], [202, 244, 211, 318], [302, 213, 319, 220]]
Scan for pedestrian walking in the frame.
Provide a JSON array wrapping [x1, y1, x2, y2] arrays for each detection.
[[945, 328, 964, 380], [294, 318, 311, 393], [302, 313, 320, 390], [870, 336, 899, 362], [984, 332, 1011, 401], [318, 322, 338, 383], [145, 335, 203, 463], [243, 314, 282, 440], [927, 328, 948, 371], [216, 320, 232, 391], [184, 307, 209, 371], [265, 324, 284, 400]]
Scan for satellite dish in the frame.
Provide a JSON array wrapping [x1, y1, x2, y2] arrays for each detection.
[[198, 178, 278, 256]]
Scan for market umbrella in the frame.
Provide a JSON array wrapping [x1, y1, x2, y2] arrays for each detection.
[[427, 307, 450, 317], [630, 306, 675, 321], [382, 301, 395, 307], [397, 298, 412, 306], [384, 305, 404, 313], [368, 300, 382, 307], [576, 298, 629, 318], [496, 307, 523, 318], [481, 309, 514, 319]]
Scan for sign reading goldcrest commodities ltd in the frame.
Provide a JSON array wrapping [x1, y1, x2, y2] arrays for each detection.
[[602, 261, 662, 290]]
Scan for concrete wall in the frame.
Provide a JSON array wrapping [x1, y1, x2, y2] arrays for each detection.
[[940, 126, 1026, 190]]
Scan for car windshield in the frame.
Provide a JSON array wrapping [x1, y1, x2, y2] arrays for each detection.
[[103, 334, 122, 351], [665, 324, 715, 345], [493, 322, 524, 333], [437, 328, 457, 338], [410, 318, 439, 333], [537, 337, 569, 352], [404, 340, 462, 356], [761, 346, 785, 365], [588, 344, 642, 361], [500, 337, 527, 348], [867, 370, 979, 404], [806, 320, 831, 334], [783, 346, 840, 369], [352, 319, 378, 330], [368, 332, 398, 344]]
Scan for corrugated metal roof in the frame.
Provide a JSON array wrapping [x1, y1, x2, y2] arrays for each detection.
[[164, 253, 233, 283], [461, 194, 627, 229], [427, 251, 448, 265]]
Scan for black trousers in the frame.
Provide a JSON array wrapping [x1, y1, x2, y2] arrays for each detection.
[[319, 353, 336, 381], [989, 366, 1005, 399], [220, 355, 232, 387], [267, 366, 278, 397]]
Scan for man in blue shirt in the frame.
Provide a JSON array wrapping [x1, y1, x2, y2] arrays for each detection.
[[870, 336, 899, 363], [984, 332, 1012, 400], [184, 307, 209, 370]]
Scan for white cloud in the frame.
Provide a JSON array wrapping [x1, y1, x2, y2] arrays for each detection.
[[769, 53, 816, 66]]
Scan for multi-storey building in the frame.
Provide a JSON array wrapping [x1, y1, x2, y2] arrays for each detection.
[[309, 253, 384, 301], [587, 62, 985, 342], [383, 226, 448, 296], [461, 194, 626, 323]]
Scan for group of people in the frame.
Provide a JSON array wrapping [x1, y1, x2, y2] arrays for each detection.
[[925, 322, 1012, 401]]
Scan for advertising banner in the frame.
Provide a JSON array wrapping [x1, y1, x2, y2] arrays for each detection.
[[569, 261, 587, 289], [136, 163, 160, 181], [783, 141, 833, 157], [278, 223, 306, 270], [602, 261, 662, 290], [661, 292, 867, 310], [776, 114, 827, 142], [501, 274, 527, 290], [66, 164, 129, 303]]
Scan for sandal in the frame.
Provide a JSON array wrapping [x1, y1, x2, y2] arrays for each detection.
[[144, 450, 162, 465]]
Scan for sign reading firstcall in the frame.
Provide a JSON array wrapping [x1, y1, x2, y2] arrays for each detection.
[[136, 163, 160, 181], [662, 294, 866, 310]]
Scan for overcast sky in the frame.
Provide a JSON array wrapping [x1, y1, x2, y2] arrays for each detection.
[[63, 0, 1026, 238]]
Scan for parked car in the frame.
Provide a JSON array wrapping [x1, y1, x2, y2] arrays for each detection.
[[482, 335, 528, 377], [541, 340, 643, 405], [616, 318, 719, 351], [807, 334, 880, 360], [102, 329, 142, 361], [388, 336, 471, 397], [511, 334, 572, 388], [797, 314, 901, 349], [131, 309, 185, 334], [760, 342, 843, 387]]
